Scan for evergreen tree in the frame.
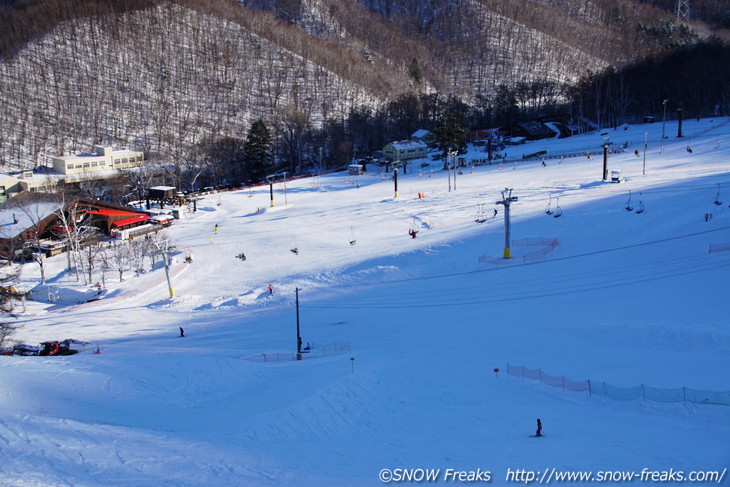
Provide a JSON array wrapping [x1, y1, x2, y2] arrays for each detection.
[[409, 58, 423, 86], [243, 120, 273, 183], [433, 108, 469, 169]]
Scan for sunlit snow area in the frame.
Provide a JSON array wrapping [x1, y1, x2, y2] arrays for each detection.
[[1, 117, 729, 486]]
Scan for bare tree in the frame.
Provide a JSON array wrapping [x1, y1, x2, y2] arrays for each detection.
[[0, 321, 18, 350], [7, 193, 63, 285], [110, 241, 131, 282]]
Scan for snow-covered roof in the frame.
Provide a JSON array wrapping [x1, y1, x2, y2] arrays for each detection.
[[0, 202, 61, 236], [411, 129, 430, 139], [53, 147, 141, 161], [388, 140, 428, 150]]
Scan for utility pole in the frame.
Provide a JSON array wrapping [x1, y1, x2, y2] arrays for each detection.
[[602, 138, 613, 181], [295, 287, 302, 354], [393, 165, 399, 198], [662, 99, 669, 140], [447, 155, 452, 192], [269, 180, 275, 207], [496, 188, 518, 259], [453, 152, 458, 191]]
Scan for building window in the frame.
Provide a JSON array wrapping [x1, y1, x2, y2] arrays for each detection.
[[83, 162, 90, 168], [91, 162, 98, 167]]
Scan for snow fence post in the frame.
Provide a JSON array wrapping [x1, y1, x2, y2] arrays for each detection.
[[587, 379, 591, 397]]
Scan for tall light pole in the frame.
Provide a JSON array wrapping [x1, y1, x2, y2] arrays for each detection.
[[602, 138, 612, 181], [447, 154, 452, 192], [393, 165, 399, 198], [453, 152, 458, 191], [295, 287, 302, 354], [496, 188, 518, 259], [662, 99, 669, 140], [643, 132, 647, 176]]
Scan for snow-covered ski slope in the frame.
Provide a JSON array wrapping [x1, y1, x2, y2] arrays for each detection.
[[1, 118, 729, 486]]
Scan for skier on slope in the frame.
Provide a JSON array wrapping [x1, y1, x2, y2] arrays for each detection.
[[535, 418, 542, 437]]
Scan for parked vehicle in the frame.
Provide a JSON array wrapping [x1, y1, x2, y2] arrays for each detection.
[[1, 339, 87, 357]]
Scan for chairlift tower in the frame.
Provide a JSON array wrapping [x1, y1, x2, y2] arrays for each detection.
[[496, 188, 518, 259], [152, 240, 175, 298], [676, 0, 689, 22]]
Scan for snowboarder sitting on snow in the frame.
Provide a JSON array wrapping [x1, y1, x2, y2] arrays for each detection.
[[634, 149, 640, 157], [536, 418, 542, 437]]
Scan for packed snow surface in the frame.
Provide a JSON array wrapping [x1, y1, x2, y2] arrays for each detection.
[[1, 118, 729, 486]]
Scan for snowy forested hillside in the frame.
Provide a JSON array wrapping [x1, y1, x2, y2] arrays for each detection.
[[1, 0, 728, 173]]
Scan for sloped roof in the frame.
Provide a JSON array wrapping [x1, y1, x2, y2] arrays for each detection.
[[516, 121, 557, 137], [111, 214, 150, 227], [387, 140, 428, 150], [0, 200, 62, 238], [88, 209, 138, 217]]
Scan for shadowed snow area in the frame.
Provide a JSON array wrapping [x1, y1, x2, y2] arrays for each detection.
[[1, 118, 729, 486]]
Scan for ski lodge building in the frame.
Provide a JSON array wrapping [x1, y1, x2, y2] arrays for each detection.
[[51, 146, 144, 175], [382, 140, 428, 162]]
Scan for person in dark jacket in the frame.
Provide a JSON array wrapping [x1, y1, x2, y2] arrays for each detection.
[[535, 418, 542, 437]]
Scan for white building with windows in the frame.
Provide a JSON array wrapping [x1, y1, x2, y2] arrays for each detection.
[[51, 146, 144, 175], [382, 140, 428, 162]]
